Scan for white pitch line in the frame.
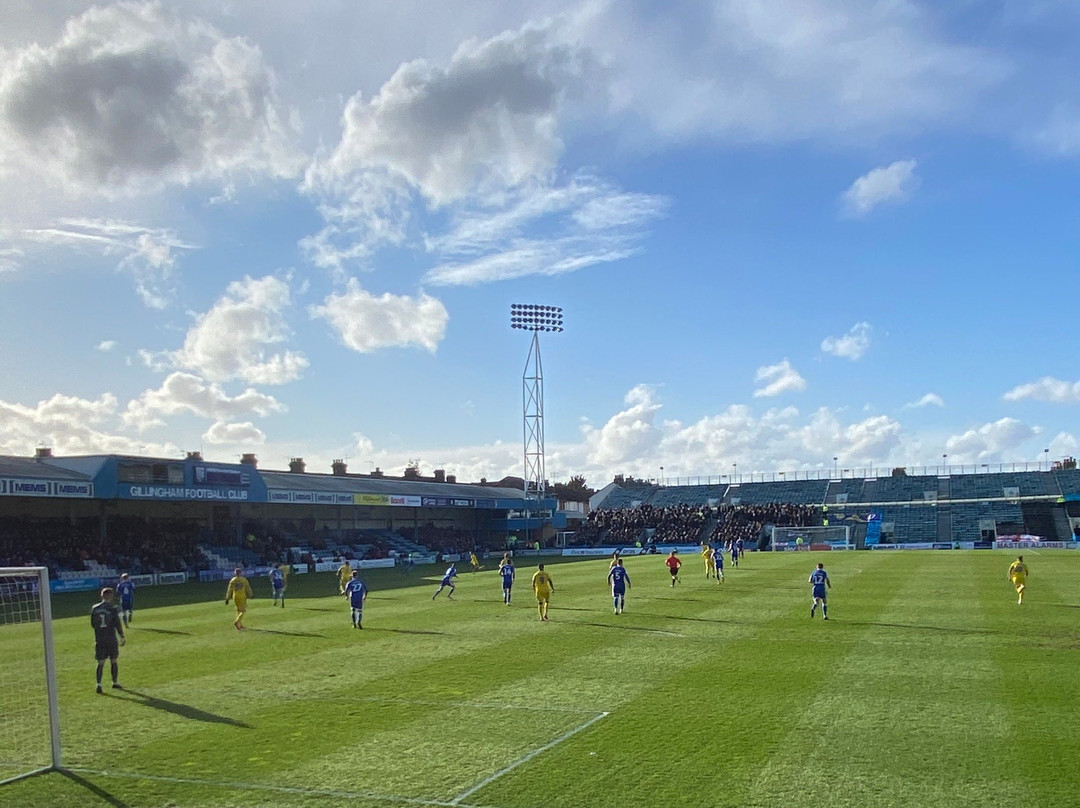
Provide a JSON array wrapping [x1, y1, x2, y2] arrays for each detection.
[[450, 711, 609, 805], [64, 767, 500, 808]]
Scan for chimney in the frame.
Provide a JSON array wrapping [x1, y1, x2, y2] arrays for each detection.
[[446, 474, 457, 484], [288, 457, 306, 474], [240, 453, 258, 467], [186, 450, 203, 460], [434, 469, 446, 483], [404, 466, 420, 481], [35, 447, 53, 460], [370, 467, 383, 478], [332, 459, 348, 476]]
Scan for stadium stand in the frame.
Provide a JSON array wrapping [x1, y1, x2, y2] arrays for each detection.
[[724, 480, 828, 505]]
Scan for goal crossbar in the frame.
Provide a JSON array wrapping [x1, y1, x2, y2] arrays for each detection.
[[769, 525, 852, 550], [0, 567, 61, 786]]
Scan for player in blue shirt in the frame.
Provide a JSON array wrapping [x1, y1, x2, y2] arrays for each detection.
[[729, 540, 740, 567], [269, 565, 286, 608], [432, 564, 458, 600], [809, 563, 831, 620], [607, 559, 631, 614], [499, 559, 516, 605], [343, 571, 368, 629], [116, 573, 136, 627], [714, 544, 724, 583]]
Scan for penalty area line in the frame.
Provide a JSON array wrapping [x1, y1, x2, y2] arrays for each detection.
[[450, 710, 609, 805], [63, 767, 502, 808]]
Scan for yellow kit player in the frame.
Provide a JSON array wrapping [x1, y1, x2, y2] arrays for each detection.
[[532, 564, 554, 622], [1007, 555, 1028, 605], [470, 551, 485, 571], [338, 561, 353, 594], [609, 551, 621, 570], [225, 568, 253, 630], [701, 543, 716, 579]]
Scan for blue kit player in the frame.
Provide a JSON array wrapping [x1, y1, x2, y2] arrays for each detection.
[[607, 559, 631, 614], [809, 562, 831, 620], [714, 544, 724, 583], [343, 570, 368, 629], [116, 573, 136, 627], [729, 540, 740, 568], [432, 563, 458, 600], [269, 565, 286, 608], [500, 558, 516, 605]]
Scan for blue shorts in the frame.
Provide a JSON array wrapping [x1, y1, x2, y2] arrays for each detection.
[[121, 598, 133, 610], [612, 585, 626, 596], [812, 585, 827, 600], [350, 598, 365, 609], [440, 577, 454, 586], [501, 579, 514, 589]]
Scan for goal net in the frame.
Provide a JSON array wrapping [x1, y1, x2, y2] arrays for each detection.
[[770, 525, 852, 551], [0, 568, 61, 786]]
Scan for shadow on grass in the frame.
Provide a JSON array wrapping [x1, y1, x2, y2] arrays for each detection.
[[301, 607, 336, 612], [58, 769, 131, 808], [136, 627, 192, 636], [844, 620, 998, 636], [246, 627, 326, 638], [364, 627, 448, 636], [563, 619, 684, 636], [112, 690, 252, 728]]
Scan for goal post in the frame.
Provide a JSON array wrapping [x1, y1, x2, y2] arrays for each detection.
[[0, 567, 61, 785], [769, 525, 852, 551]]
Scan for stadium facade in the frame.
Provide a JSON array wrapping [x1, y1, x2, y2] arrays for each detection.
[[0, 451, 561, 549]]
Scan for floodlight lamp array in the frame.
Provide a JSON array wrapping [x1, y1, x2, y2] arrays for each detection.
[[510, 303, 564, 332]]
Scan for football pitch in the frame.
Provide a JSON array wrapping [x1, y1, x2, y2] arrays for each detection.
[[4, 550, 1080, 808]]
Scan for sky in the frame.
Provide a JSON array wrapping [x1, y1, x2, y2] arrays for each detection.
[[1, 0, 1079, 488]]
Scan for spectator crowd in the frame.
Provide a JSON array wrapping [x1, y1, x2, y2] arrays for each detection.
[[575, 502, 818, 547]]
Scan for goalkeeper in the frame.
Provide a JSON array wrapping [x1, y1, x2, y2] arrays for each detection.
[[91, 588, 126, 694]]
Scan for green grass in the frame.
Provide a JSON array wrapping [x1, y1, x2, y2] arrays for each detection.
[[4, 550, 1080, 807]]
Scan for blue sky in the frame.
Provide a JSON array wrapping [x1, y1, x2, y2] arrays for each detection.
[[1, 0, 1079, 486]]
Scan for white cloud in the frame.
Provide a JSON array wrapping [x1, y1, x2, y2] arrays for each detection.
[[582, 384, 665, 466], [203, 420, 266, 445], [753, 359, 806, 398], [0, 2, 302, 194], [945, 417, 1040, 463], [0, 391, 178, 456], [821, 321, 872, 360], [1003, 377, 1080, 403], [422, 176, 668, 286], [96, 340, 117, 352], [842, 160, 919, 217], [310, 278, 448, 354], [16, 218, 195, 307], [319, 387, 905, 486], [581, 1, 1003, 146], [170, 275, 308, 384], [904, 393, 945, 409], [122, 371, 284, 432], [310, 22, 586, 206], [1030, 105, 1080, 156]]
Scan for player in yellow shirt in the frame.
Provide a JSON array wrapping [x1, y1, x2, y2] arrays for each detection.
[[532, 564, 554, 621], [224, 568, 253, 630], [609, 551, 621, 570], [470, 551, 485, 572], [338, 561, 352, 594], [701, 543, 716, 579], [1007, 555, 1028, 605]]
